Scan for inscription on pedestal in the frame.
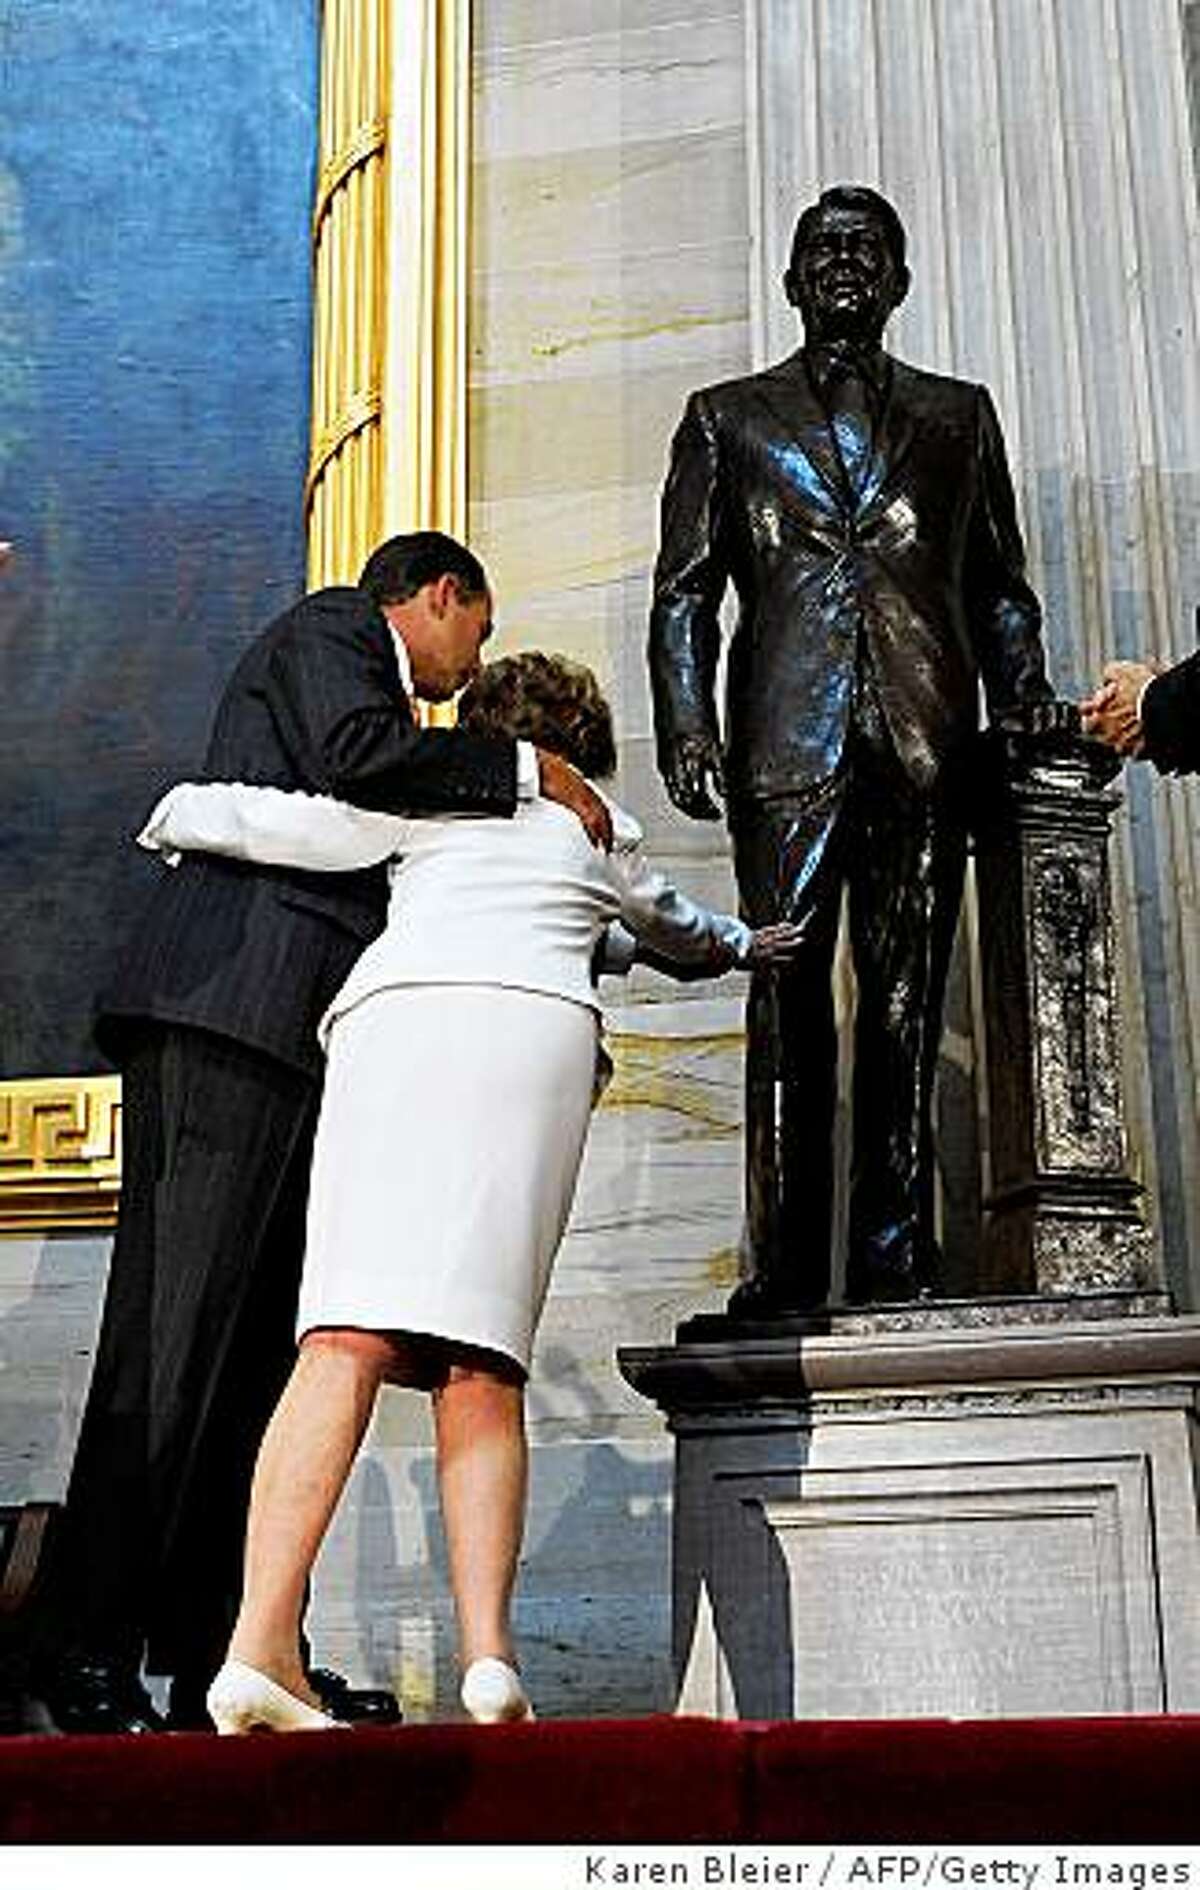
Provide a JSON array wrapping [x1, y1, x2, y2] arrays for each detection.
[[756, 1469, 1147, 1718]]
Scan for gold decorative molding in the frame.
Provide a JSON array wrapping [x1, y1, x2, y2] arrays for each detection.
[[306, 0, 389, 587], [312, 116, 386, 243], [307, 0, 471, 597], [305, 387, 383, 515], [0, 1076, 121, 1235]]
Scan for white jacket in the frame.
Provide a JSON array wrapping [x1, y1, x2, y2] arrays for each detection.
[[138, 783, 751, 1044]]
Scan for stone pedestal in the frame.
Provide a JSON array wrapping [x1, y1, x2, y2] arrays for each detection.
[[973, 714, 1153, 1294], [619, 1303, 1200, 1718]]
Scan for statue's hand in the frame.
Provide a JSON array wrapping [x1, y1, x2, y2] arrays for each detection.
[[660, 733, 725, 821]]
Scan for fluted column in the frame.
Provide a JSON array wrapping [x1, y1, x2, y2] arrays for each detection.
[[307, 0, 387, 586], [307, 0, 470, 593]]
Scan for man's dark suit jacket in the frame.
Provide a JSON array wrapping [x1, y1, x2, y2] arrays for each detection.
[[99, 585, 518, 1077], [1142, 648, 1200, 776], [648, 349, 1049, 797]]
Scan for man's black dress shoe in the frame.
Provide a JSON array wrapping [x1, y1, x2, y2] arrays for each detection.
[[308, 1667, 401, 1725], [41, 1655, 166, 1734], [165, 1674, 213, 1731], [167, 1665, 401, 1730]]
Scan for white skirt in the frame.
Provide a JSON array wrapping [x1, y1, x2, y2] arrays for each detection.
[[297, 984, 598, 1374]]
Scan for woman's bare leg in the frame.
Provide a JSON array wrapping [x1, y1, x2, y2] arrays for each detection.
[[433, 1362, 527, 1670], [225, 1332, 392, 1701]]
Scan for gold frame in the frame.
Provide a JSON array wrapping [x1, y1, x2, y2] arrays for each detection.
[[0, 1077, 121, 1235], [0, 0, 467, 1236]]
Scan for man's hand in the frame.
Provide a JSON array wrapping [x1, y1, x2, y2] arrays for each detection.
[[1080, 660, 1157, 757], [745, 921, 807, 969], [660, 732, 726, 820], [536, 747, 613, 850]]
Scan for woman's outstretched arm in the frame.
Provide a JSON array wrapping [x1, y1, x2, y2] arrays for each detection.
[[609, 820, 802, 972], [136, 780, 409, 872]]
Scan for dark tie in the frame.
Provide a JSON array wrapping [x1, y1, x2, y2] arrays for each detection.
[[824, 361, 874, 494]]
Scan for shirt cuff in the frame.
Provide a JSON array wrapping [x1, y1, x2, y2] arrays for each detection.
[[136, 823, 182, 868], [516, 740, 539, 800], [1136, 677, 1156, 722]]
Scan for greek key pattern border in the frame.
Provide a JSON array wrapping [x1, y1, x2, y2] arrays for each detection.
[[0, 1076, 121, 1236]]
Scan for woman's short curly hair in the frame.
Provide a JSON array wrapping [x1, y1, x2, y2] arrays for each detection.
[[458, 651, 617, 780]]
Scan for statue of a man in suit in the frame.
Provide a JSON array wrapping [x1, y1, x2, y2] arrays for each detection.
[[648, 184, 1053, 1311]]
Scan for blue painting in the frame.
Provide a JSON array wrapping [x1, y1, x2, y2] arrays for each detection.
[[0, 1, 318, 1073]]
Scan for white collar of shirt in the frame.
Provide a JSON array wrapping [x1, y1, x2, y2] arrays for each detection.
[[385, 618, 538, 798], [389, 625, 415, 701]]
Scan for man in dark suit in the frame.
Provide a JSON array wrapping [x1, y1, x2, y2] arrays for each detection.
[[648, 185, 1052, 1313], [1081, 645, 1200, 774], [43, 530, 610, 1732]]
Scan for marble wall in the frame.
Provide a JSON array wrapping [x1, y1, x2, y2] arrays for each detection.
[[0, 1235, 105, 1512]]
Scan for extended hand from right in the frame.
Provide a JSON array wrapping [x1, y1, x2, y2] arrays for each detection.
[[1079, 660, 1156, 758], [536, 747, 613, 851]]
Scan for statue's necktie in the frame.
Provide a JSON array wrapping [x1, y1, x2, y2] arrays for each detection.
[[825, 365, 874, 496]]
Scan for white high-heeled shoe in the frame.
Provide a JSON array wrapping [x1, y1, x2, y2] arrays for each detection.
[[460, 1657, 534, 1724], [206, 1659, 338, 1734]]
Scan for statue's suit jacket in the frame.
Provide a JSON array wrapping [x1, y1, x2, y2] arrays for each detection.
[[99, 585, 517, 1076], [648, 348, 1049, 804]]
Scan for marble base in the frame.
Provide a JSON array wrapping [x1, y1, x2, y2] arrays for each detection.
[[619, 1305, 1200, 1719]]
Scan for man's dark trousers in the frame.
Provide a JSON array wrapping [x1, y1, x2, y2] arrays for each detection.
[[56, 1024, 318, 1687]]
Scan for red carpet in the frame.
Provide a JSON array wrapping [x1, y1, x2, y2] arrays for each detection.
[[1, 1715, 1199, 1843]]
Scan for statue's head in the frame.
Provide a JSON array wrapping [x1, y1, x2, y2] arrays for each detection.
[[784, 185, 910, 347]]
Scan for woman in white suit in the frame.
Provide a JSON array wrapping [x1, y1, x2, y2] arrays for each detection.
[[138, 653, 799, 1730]]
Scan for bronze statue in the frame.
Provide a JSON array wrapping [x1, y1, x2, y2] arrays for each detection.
[[648, 185, 1052, 1310]]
